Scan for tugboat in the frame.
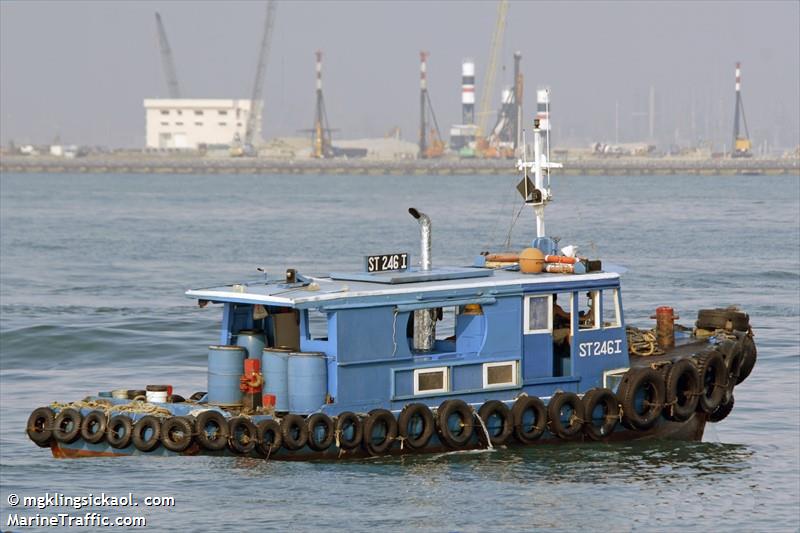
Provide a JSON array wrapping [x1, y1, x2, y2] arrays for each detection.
[[26, 118, 757, 460]]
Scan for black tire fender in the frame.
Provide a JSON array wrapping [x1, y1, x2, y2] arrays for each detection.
[[334, 412, 363, 450], [362, 409, 398, 455], [131, 415, 162, 452], [26, 407, 55, 447], [547, 392, 585, 439], [195, 410, 229, 451], [161, 417, 194, 452], [106, 415, 133, 449], [618, 368, 665, 430], [476, 400, 513, 446], [664, 359, 701, 421], [80, 410, 108, 444], [280, 414, 308, 451], [737, 334, 757, 384], [435, 399, 474, 449], [256, 419, 282, 457], [397, 403, 435, 450], [708, 395, 735, 423], [53, 408, 82, 444], [228, 417, 258, 455], [581, 388, 619, 441], [696, 350, 727, 413], [306, 413, 335, 452], [511, 396, 547, 444]]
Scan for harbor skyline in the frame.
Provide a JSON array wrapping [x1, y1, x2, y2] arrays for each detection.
[[1, 1, 799, 151]]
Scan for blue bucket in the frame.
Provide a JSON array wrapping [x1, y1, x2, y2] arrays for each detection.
[[288, 352, 327, 414], [207, 345, 246, 406], [236, 329, 266, 360], [262, 348, 291, 412]]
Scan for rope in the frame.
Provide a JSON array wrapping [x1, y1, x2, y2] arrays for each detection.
[[626, 326, 664, 357]]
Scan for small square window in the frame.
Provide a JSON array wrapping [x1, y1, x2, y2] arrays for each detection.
[[219, 122, 227, 126], [218, 110, 228, 116], [195, 122, 203, 126], [160, 122, 169, 126], [175, 122, 184, 126], [160, 110, 169, 115], [483, 361, 518, 388], [524, 295, 551, 333], [413, 367, 449, 395], [194, 110, 204, 116]]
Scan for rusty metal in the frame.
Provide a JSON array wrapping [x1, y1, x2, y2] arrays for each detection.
[[650, 306, 679, 349]]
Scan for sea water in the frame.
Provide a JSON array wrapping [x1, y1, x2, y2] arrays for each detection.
[[1, 172, 798, 531]]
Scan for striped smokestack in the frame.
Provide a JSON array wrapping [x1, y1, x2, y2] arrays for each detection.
[[462, 59, 475, 125]]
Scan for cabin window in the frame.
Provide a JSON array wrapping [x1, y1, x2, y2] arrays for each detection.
[[305, 308, 328, 341], [602, 289, 621, 328], [435, 306, 457, 340], [414, 367, 449, 395], [524, 295, 552, 334], [483, 361, 518, 388], [578, 291, 600, 331]]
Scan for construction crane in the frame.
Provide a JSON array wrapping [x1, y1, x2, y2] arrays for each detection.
[[475, 0, 509, 155], [731, 62, 752, 158], [154, 13, 181, 98], [418, 52, 445, 159], [232, 1, 277, 157]]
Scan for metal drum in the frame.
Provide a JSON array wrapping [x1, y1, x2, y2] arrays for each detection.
[[288, 351, 327, 414], [207, 345, 246, 407], [262, 348, 291, 412], [236, 329, 266, 360]]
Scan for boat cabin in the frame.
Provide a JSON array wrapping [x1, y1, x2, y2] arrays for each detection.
[[186, 265, 630, 414]]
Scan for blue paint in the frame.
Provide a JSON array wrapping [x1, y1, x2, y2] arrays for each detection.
[[207, 345, 245, 406], [262, 348, 291, 412], [288, 352, 327, 414], [235, 329, 266, 360]]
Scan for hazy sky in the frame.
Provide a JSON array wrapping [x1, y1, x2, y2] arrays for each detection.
[[1, 0, 798, 149]]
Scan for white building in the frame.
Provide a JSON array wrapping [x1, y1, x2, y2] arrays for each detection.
[[144, 99, 261, 149]]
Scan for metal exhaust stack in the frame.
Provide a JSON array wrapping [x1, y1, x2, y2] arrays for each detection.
[[409, 207, 435, 351]]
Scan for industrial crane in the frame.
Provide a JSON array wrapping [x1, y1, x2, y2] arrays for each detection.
[[419, 51, 445, 159], [232, 1, 277, 157], [474, 0, 509, 157], [155, 13, 181, 98]]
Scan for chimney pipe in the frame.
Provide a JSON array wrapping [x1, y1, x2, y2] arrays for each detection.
[[409, 208, 434, 351], [409, 207, 431, 271]]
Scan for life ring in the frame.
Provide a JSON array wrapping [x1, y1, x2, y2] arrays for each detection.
[[435, 399, 474, 448], [53, 408, 82, 444], [161, 417, 194, 452], [26, 407, 54, 447], [280, 414, 308, 451], [106, 415, 133, 449], [476, 400, 513, 446], [737, 334, 757, 384], [195, 410, 229, 451], [696, 350, 727, 413], [131, 415, 162, 452], [362, 409, 398, 455], [547, 392, 584, 439], [708, 395, 735, 423], [306, 413, 335, 452], [511, 396, 546, 444], [581, 388, 619, 440], [663, 359, 701, 421], [256, 419, 282, 457], [618, 368, 665, 430], [334, 412, 363, 450], [398, 403, 435, 449], [228, 417, 258, 454], [80, 410, 107, 444]]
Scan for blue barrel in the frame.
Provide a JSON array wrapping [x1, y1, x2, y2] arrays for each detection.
[[262, 348, 291, 412], [288, 352, 327, 414], [236, 329, 266, 360], [207, 345, 246, 406]]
